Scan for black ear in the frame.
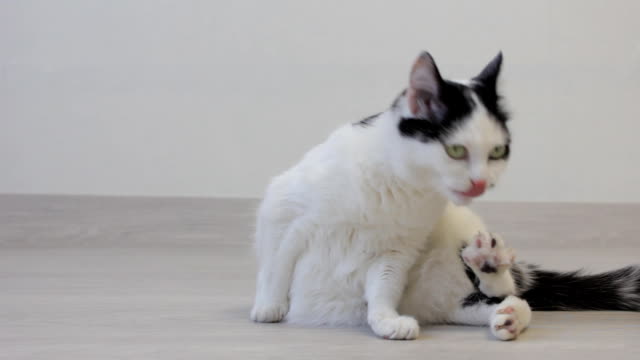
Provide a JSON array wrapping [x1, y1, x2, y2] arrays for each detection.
[[407, 51, 444, 118], [474, 52, 503, 88]]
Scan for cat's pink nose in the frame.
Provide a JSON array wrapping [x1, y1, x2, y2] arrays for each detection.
[[460, 179, 487, 197]]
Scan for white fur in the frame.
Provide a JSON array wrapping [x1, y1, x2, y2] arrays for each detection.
[[251, 86, 512, 339], [449, 295, 532, 341]]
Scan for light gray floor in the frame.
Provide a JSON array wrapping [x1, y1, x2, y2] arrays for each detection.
[[1, 195, 639, 359]]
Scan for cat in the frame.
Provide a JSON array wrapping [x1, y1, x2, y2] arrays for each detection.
[[251, 51, 511, 339], [250, 51, 640, 340]]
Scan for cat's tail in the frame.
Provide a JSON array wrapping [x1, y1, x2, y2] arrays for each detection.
[[512, 263, 640, 311]]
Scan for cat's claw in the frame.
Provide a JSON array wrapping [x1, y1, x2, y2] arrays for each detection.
[[490, 296, 531, 341], [462, 232, 514, 274], [250, 301, 288, 323], [369, 315, 420, 340]]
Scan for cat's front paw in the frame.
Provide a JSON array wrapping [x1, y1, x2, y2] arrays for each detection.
[[250, 301, 288, 323], [490, 296, 532, 341], [369, 314, 420, 340], [462, 232, 514, 274]]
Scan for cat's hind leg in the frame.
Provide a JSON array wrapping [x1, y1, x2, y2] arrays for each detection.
[[450, 295, 532, 341], [461, 232, 516, 297]]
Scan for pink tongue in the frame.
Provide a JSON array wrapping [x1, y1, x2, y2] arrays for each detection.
[[460, 183, 486, 197]]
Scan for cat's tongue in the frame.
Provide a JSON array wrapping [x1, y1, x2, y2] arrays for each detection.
[[458, 180, 487, 198]]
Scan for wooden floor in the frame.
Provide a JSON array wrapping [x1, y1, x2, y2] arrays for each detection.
[[1, 195, 639, 359]]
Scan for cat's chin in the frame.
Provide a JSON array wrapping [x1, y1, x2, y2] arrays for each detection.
[[446, 192, 474, 206]]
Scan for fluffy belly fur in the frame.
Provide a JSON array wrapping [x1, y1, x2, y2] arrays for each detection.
[[286, 238, 477, 326], [401, 245, 476, 324], [285, 224, 430, 326], [284, 205, 487, 326]]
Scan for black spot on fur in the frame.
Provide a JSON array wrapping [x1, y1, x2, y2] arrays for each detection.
[[460, 247, 505, 307], [464, 262, 480, 288], [480, 263, 497, 274], [354, 113, 381, 127], [462, 292, 504, 307]]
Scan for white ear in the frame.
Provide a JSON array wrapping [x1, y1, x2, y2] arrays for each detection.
[[407, 51, 443, 118]]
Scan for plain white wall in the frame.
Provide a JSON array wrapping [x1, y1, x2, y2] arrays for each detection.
[[2, 0, 640, 202]]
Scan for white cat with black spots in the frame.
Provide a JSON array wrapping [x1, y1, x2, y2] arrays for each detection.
[[251, 52, 640, 340]]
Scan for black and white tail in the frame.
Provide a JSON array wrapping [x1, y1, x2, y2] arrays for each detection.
[[511, 263, 640, 311]]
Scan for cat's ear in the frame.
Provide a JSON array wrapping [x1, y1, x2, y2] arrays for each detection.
[[474, 52, 503, 88], [407, 51, 444, 118]]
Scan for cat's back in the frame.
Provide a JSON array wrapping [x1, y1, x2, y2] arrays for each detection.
[[269, 118, 376, 186], [258, 122, 368, 220]]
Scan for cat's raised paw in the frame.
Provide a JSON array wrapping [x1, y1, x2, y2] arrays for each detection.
[[462, 232, 514, 274], [369, 315, 420, 340], [250, 302, 288, 323], [490, 296, 532, 341]]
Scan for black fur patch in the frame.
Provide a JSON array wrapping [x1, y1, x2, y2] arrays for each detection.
[[462, 292, 504, 307], [464, 262, 480, 288], [398, 81, 476, 142], [480, 263, 497, 274], [472, 82, 509, 130], [519, 266, 640, 311], [397, 80, 510, 143], [354, 113, 381, 127]]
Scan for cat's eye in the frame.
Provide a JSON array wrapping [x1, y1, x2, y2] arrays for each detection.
[[444, 144, 468, 160], [489, 145, 508, 160]]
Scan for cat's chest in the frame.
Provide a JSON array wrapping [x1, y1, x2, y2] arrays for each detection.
[[356, 187, 447, 229]]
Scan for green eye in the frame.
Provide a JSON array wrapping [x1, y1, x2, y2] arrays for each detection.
[[444, 144, 468, 160], [489, 145, 508, 160]]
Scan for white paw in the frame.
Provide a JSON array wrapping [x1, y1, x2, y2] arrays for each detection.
[[369, 315, 420, 340], [490, 296, 532, 341], [462, 232, 514, 274], [250, 301, 288, 323]]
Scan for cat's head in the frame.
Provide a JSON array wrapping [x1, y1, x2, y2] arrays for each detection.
[[393, 52, 510, 205]]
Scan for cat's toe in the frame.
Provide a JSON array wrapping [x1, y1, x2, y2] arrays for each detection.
[[491, 314, 520, 340], [370, 315, 420, 340], [250, 302, 288, 323], [490, 296, 531, 341], [462, 232, 514, 274]]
